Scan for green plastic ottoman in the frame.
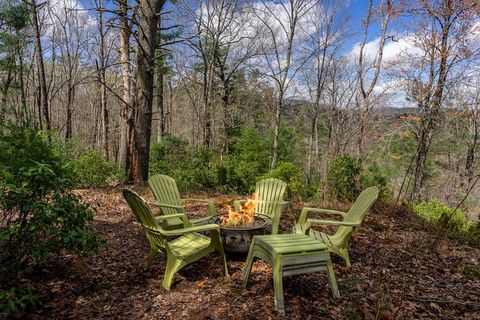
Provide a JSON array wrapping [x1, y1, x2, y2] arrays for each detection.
[[243, 234, 340, 313]]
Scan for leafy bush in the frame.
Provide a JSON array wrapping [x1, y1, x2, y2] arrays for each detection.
[[55, 140, 125, 187], [0, 286, 40, 315], [361, 164, 391, 203], [326, 155, 361, 201], [0, 128, 101, 314], [150, 130, 274, 193], [150, 135, 219, 192], [262, 162, 304, 198], [413, 200, 479, 243], [413, 201, 467, 231]]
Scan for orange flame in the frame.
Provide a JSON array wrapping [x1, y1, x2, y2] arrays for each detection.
[[220, 194, 257, 227]]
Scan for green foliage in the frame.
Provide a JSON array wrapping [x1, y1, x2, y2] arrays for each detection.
[[150, 135, 218, 192], [262, 162, 303, 198], [0, 127, 101, 314], [326, 155, 362, 201], [150, 130, 274, 193], [361, 164, 391, 203], [0, 286, 40, 315], [413, 200, 479, 243], [59, 141, 125, 187]]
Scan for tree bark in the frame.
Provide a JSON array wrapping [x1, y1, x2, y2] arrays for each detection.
[[131, 0, 165, 183], [31, 0, 50, 132], [118, 0, 132, 172], [411, 4, 453, 202], [97, 0, 109, 159]]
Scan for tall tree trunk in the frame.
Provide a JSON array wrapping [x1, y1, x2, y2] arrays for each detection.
[[32, 0, 50, 132], [65, 83, 74, 139], [131, 0, 165, 183], [465, 116, 478, 188], [97, 0, 109, 159], [270, 98, 282, 170], [156, 60, 165, 141], [306, 116, 317, 183], [118, 0, 132, 172], [411, 8, 452, 202]]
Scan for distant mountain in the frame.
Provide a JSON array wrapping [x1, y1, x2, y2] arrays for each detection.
[[282, 97, 418, 122], [377, 106, 418, 119]]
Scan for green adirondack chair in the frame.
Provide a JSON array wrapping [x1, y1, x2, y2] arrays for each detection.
[[122, 188, 228, 290], [233, 178, 288, 234], [148, 174, 216, 230], [294, 186, 379, 266]]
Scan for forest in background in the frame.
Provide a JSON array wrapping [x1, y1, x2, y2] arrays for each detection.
[[1, 0, 480, 316], [1, 0, 479, 206]]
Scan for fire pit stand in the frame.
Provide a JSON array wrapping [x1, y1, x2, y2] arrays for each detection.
[[210, 214, 271, 255]]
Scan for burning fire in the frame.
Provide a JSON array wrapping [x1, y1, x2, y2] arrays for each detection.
[[220, 193, 257, 227]]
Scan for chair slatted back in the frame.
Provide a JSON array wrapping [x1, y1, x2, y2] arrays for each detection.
[[344, 186, 379, 224], [122, 188, 166, 248], [335, 186, 379, 244], [255, 178, 287, 219], [148, 174, 185, 216]]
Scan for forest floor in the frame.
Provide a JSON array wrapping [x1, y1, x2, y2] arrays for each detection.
[[26, 186, 480, 319]]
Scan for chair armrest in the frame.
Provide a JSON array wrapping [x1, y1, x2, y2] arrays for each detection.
[[155, 213, 188, 221], [181, 198, 216, 216], [278, 201, 289, 208], [153, 201, 184, 211], [298, 207, 346, 225], [155, 213, 190, 227], [307, 218, 360, 227], [160, 224, 220, 236], [233, 199, 247, 211]]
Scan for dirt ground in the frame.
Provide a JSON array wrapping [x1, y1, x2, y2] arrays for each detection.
[[26, 187, 480, 319]]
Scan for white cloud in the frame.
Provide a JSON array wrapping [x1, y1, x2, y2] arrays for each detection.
[[349, 34, 423, 65]]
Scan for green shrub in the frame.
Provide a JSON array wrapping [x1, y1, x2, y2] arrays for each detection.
[[70, 148, 125, 187], [413, 200, 467, 231], [0, 286, 40, 315], [326, 155, 361, 201], [361, 164, 391, 203], [262, 162, 303, 198], [57, 140, 125, 187], [0, 128, 101, 314], [413, 200, 479, 243]]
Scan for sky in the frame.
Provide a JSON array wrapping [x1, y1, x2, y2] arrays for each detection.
[[60, 0, 478, 108]]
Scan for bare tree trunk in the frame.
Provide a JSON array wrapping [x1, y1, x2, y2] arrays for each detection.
[[306, 116, 317, 183], [411, 6, 452, 202], [118, 0, 132, 172], [356, 0, 392, 160], [32, 0, 50, 132], [465, 112, 478, 187], [271, 99, 282, 170], [156, 59, 165, 141], [65, 82, 74, 139], [130, 0, 165, 183], [97, 0, 109, 159]]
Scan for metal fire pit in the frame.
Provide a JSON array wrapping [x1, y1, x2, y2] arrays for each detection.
[[211, 214, 270, 255]]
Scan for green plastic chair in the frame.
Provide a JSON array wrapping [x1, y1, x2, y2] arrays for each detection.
[[122, 188, 228, 290], [233, 178, 288, 234], [148, 174, 216, 230], [243, 234, 339, 313], [294, 186, 379, 266]]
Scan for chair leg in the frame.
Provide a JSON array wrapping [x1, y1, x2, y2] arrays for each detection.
[[162, 256, 182, 291], [146, 249, 159, 269], [325, 257, 340, 298], [219, 246, 229, 278], [339, 248, 351, 267], [272, 260, 285, 314], [243, 243, 256, 288]]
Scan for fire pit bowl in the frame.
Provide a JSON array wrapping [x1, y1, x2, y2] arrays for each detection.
[[211, 214, 270, 255]]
